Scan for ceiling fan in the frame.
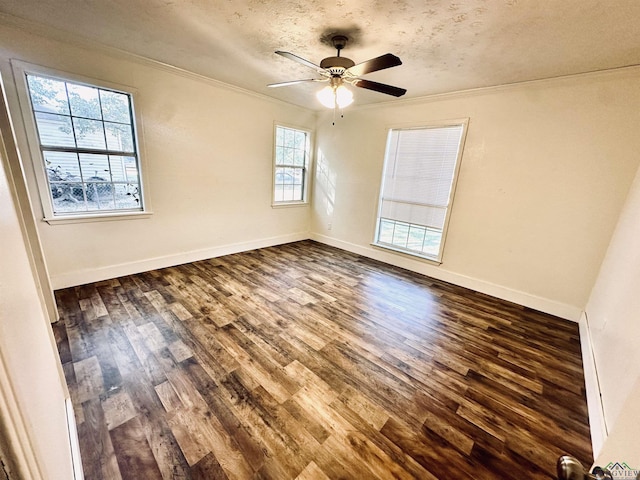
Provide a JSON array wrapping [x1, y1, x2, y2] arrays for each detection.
[[268, 35, 406, 108]]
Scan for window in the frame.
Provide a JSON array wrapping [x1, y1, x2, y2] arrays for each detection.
[[374, 122, 467, 262], [16, 64, 146, 221], [273, 125, 310, 204]]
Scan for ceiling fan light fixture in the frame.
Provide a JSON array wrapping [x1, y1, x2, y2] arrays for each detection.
[[316, 85, 336, 108], [316, 83, 353, 109], [335, 85, 354, 108]]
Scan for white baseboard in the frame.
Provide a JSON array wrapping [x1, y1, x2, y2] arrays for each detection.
[[311, 233, 583, 321], [65, 397, 84, 480], [50, 232, 310, 289], [52, 230, 583, 322], [579, 312, 607, 458]]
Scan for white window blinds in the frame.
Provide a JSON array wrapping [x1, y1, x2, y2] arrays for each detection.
[[376, 124, 465, 260], [381, 125, 463, 229]]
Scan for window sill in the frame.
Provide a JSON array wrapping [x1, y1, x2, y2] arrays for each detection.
[[371, 242, 443, 266], [43, 211, 153, 225], [271, 201, 308, 209]]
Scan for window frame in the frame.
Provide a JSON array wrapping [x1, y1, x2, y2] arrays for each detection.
[[11, 60, 151, 224], [272, 123, 312, 207], [372, 119, 469, 264]]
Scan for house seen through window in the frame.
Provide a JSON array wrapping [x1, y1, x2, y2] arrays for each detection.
[[375, 123, 467, 262], [25, 73, 143, 216], [273, 125, 310, 204]]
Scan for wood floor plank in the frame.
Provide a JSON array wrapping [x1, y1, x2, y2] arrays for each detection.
[[329, 396, 437, 480], [183, 358, 266, 472], [80, 399, 122, 480], [189, 452, 229, 480], [110, 416, 164, 480], [102, 389, 137, 430], [166, 408, 210, 467], [295, 461, 331, 480], [74, 356, 104, 403], [55, 240, 593, 479]]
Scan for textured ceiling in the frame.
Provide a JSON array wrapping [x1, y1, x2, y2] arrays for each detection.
[[1, 0, 639, 109]]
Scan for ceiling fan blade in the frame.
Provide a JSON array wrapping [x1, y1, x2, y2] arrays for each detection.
[[346, 53, 402, 77], [353, 79, 407, 97], [267, 79, 326, 88], [275, 51, 324, 71]]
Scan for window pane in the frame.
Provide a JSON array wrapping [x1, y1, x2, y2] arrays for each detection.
[[73, 118, 106, 149], [294, 130, 306, 149], [293, 149, 305, 166], [275, 126, 284, 146], [108, 155, 139, 182], [274, 185, 284, 202], [378, 219, 395, 244], [282, 187, 294, 202], [286, 167, 297, 185], [114, 184, 140, 209], [422, 229, 443, 257], [284, 147, 294, 165], [407, 225, 426, 251], [85, 182, 114, 208], [108, 156, 126, 181], [51, 183, 87, 212], [100, 90, 131, 124], [67, 84, 102, 120], [27, 75, 69, 115], [105, 122, 134, 152], [44, 151, 80, 182], [293, 168, 304, 187], [124, 156, 139, 182], [35, 112, 75, 147], [78, 153, 110, 181], [391, 222, 410, 247], [274, 167, 285, 185], [283, 128, 294, 147], [292, 185, 302, 201]]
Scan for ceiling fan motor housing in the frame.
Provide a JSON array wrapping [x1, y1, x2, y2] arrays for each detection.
[[320, 56, 355, 75]]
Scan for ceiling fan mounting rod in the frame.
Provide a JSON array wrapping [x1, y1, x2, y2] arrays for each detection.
[[331, 35, 348, 57]]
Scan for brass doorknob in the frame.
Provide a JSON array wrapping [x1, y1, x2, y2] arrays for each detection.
[[557, 456, 612, 480]]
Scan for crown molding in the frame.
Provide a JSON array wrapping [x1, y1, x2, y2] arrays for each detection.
[[0, 12, 315, 113], [352, 62, 640, 112]]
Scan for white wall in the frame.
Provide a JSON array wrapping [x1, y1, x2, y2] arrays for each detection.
[[594, 378, 640, 468], [0, 22, 316, 288], [586, 160, 640, 460], [312, 69, 640, 319], [0, 130, 74, 478]]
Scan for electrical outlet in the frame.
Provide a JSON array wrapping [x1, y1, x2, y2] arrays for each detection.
[[327, 222, 332, 230]]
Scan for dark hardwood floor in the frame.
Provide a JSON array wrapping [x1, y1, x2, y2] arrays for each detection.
[[53, 240, 592, 479]]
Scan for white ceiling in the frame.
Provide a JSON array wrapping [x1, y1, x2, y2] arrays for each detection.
[[1, 0, 639, 110]]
